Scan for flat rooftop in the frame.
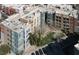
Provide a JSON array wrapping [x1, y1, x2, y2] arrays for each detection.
[[1, 14, 30, 33], [47, 4, 78, 18]]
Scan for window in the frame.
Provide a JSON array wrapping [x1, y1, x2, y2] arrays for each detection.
[[59, 20, 61, 22], [63, 21, 69, 23], [33, 13, 35, 15], [7, 38, 10, 41], [63, 17, 69, 20], [7, 29, 9, 32], [7, 34, 9, 36], [8, 43, 9, 45], [56, 19, 58, 21], [18, 19, 20, 21], [65, 28, 69, 31], [64, 24, 69, 27], [0, 41, 2, 44], [56, 16, 58, 18], [66, 18, 69, 20], [59, 17, 61, 19]]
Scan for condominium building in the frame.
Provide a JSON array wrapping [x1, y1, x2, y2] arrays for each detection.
[[46, 4, 79, 33], [0, 14, 31, 54], [20, 7, 46, 33], [55, 13, 76, 33], [0, 4, 79, 55]]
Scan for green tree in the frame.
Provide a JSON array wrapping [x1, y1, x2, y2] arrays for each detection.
[[29, 32, 55, 47], [0, 45, 10, 55]]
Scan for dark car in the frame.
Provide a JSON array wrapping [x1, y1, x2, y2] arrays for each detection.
[[42, 47, 47, 55], [31, 53, 35, 55], [38, 49, 43, 55], [35, 51, 39, 55]]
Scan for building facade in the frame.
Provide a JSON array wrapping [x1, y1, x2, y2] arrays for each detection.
[[11, 29, 25, 54], [0, 23, 12, 46], [0, 16, 31, 54], [55, 13, 76, 33]]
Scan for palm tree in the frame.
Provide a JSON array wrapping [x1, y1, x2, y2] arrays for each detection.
[[29, 33, 38, 45], [29, 32, 55, 46], [29, 33, 34, 45]]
